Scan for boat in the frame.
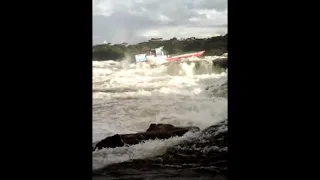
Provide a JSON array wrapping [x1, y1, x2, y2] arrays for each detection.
[[134, 46, 205, 66]]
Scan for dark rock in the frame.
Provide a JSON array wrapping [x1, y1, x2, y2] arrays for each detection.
[[147, 123, 200, 132], [93, 124, 200, 151], [93, 120, 228, 179], [95, 134, 125, 150], [146, 123, 175, 132], [212, 58, 227, 69]]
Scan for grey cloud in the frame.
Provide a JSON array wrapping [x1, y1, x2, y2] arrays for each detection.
[[193, 0, 227, 12], [93, 0, 227, 44], [208, 24, 228, 28], [93, 12, 160, 44]]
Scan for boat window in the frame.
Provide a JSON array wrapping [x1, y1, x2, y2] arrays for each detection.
[[155, 49, 162, 56], [151, 50, 156, 56]]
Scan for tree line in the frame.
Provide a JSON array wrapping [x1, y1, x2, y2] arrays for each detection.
[[92, 34, 227, 61]]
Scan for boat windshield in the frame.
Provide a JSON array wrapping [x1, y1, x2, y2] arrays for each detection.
[[150, 49, 156, 55]]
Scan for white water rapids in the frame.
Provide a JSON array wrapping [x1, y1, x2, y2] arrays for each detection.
[[92, 57, 228, 170]]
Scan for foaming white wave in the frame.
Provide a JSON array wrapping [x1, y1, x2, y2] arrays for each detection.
[[92, 56, 227, 169], [93, 60, 120, 68], [92, 131, 199, 170]]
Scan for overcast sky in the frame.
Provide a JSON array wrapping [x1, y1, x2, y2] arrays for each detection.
[[93, 0, 227, 45]]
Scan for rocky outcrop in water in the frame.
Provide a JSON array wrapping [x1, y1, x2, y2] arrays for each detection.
[[93, 124, 200, 151], [153, 119, 228, 173], [212, 57, 228, 69], [93, 120, 228, 180]]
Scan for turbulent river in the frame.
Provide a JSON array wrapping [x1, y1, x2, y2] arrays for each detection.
[[92, 57, 228, 179]]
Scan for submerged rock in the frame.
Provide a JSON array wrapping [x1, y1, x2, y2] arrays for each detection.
[[93, 123, 200, 151]]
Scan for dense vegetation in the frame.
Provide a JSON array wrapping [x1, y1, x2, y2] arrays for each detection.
[[92, 34, 227, 61]]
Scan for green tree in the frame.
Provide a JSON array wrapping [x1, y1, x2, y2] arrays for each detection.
[[92, 34, 227, 61]]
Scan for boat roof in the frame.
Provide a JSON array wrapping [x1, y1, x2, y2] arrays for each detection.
[[151, 46, 164, 51]]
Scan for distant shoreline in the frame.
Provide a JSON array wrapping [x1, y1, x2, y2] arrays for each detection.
[[92, 34, 227, 61]]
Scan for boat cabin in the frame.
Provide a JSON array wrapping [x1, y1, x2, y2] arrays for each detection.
[[150, 46, 165, 57], [134, 46, 167, 64]]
